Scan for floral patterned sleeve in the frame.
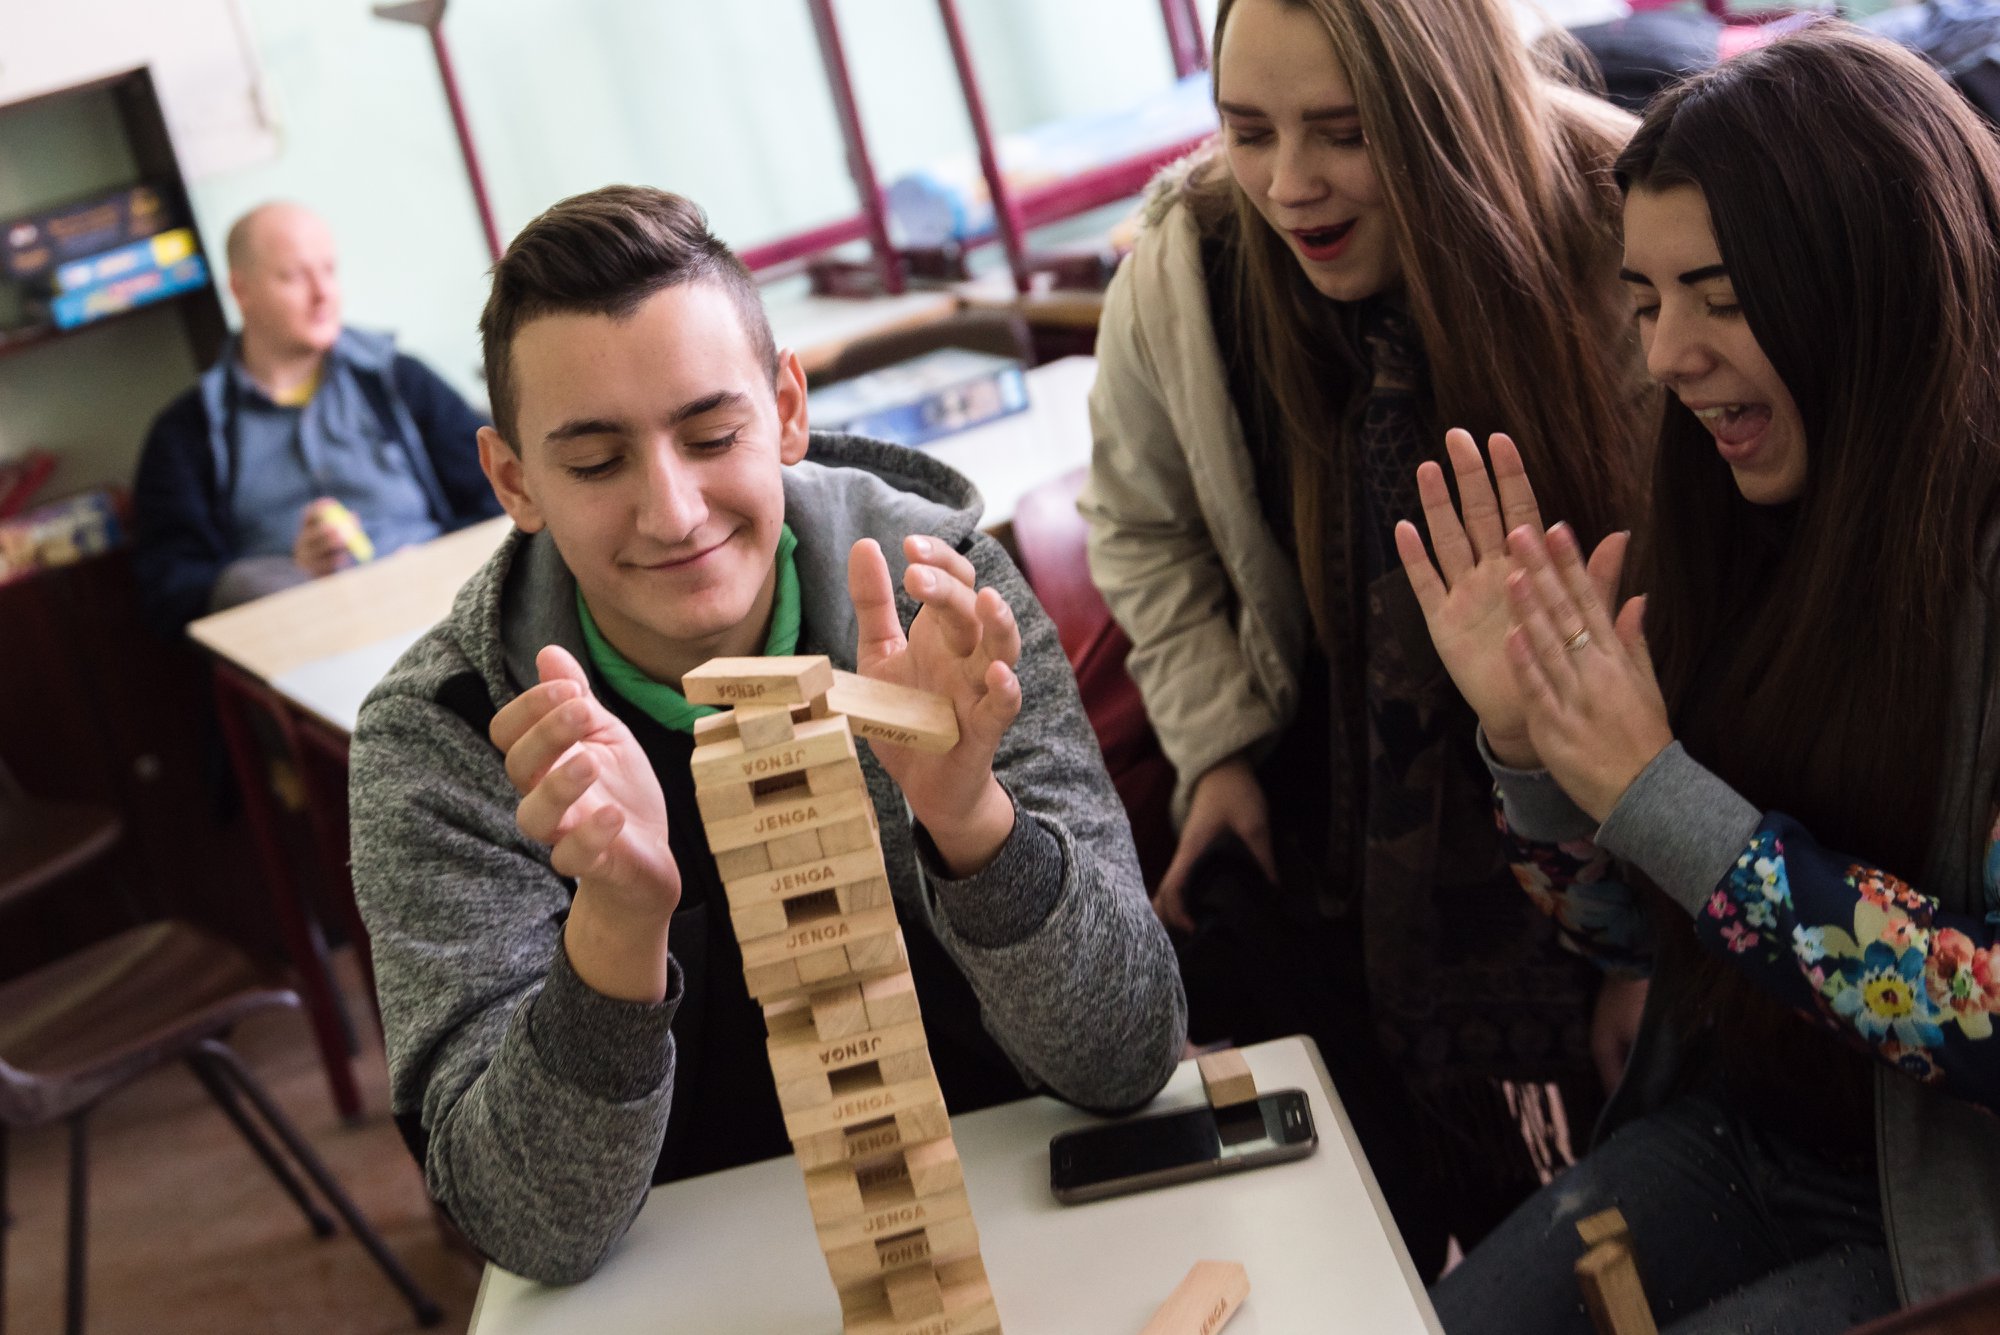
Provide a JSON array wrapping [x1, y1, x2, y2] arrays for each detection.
[[1703, 811, 2000, 1108], [1496, 794, 1653, 977]]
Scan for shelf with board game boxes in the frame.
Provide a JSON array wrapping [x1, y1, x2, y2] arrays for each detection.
[[683, 655, 1002, 1335]]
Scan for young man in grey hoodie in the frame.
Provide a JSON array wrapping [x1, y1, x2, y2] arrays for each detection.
[[347, 186, 1186, 1285]]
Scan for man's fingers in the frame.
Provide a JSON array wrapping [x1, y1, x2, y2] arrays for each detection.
[[963, 658, 1022, 752], [1416, 459, 1476, 584], [847, 539, 907, 667], [972, 588, 1023, 672], [515, 751, 597, 845], [1445, 427, 1506, 558], [537, 643, 592, 691], [1488, 433, 1544, 536], [905, 564, 981, 656], [503, 696, 594, 794], [551, 804, 624, 881], [490, 678, 582, 753], [903, 534, 976, 588]]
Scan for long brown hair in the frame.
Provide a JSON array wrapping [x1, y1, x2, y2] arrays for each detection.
[[1196, 0, 1645, 640], [1622, 25, 2000, 875]]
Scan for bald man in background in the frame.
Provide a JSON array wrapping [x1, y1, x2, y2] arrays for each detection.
[[132, 201, 499, 634]]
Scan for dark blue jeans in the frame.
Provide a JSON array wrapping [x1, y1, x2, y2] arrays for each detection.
[[1430, 1093, 1899, 1335]]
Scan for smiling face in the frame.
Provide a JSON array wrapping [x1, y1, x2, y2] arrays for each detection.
[[1621, 184, 1808, 506], [1216, 0, 1399, 302], [478, 280, 809, 683]]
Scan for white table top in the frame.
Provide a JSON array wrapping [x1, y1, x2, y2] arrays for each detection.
[[467, 1036, 1442, 1335], [193, 357, 1100, 738]]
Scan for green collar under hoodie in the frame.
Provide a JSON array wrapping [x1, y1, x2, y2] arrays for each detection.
[[576, 524, 801, 732]]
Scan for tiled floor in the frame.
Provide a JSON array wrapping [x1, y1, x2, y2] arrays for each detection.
[[3, 952, 482, 1333]]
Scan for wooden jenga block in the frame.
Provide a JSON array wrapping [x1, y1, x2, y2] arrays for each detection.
[[782, 1071, 947, 1143], [776, 1042, 934, 1114], [844, 1256, 1000, 1335], [797, 945, 855, 985], [825, 669, 960, 755], [1577, 1208, 1632, 1250], [692, 710, 737, 743], [712, 842, 771, 882], [691, 715, 856, 790], [724, 849, 888, 912], [769, 1015, 931, 1085], [845, 922, 906, 973], [743, 956, 801, 998], [839, 876, 893, 915], [1576, 1239, 1657, 1335], [884, 1264, 945, 1320], [1138, 1260, 1250, 1335], [819, 814, 879, 856], [766, 827, 825, 867], [703, 784, 873, 853], [862, 972, 921, 1030], [729, 897, 791, 941], [903, 1139, 963, 1198], [824, 1215, 983, 1287], [813, 1179, 974, 1254], [793, 1095, 951, 1171], [735, 703, 798, 750], [895, 1098, 951, 1145], [694, 781, 756, 821], [809, 757, 869, 795], [1197, 1048, 1258, 1109], [682, 655, 835, 706], [809, 985, 869, 1042], [740, 903, 899, 971]]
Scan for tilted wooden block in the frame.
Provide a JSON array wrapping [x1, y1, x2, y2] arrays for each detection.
[[777, 1045, 933, 1114], [1138, 1260, 1250, 1335], [703, 785, 874, 853], [1196, 1048, 1258, 1109], [826, 669, 960, 755], [735, 703, 798, 750], [1575, 1210, 1657, 1335], [682, 655, 835, 706], [691, 716, 856, 790], [1576, 1208, 1632, 1251]]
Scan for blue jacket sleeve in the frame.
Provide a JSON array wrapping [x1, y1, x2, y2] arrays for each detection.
[[130, 390, 230, 636], [392, 354, 500, 528]]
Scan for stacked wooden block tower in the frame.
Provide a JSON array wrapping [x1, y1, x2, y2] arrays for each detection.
[[683, 654, 1003, 1335]]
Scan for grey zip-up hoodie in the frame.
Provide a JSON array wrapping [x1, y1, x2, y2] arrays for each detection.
[[348, 433, 1186, 1283]]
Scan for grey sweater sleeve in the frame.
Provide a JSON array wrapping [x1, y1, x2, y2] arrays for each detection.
[[349, 692, 680, 1285], [905, 531, 1188, 1114], [1594, 741, 1764, 916]]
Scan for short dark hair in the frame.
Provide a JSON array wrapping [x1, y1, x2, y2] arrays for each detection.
[[478, 185, 778, 445]]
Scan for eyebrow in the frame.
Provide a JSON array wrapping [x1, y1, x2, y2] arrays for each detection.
[[1216, 100, 1359, 122], [541, 390, 752, 447], [1618, 263, 1732, 286]]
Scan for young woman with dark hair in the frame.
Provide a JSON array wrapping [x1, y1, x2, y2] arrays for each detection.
[[1081, 0, 1651, 1276], [1406, 23, 2000, 1333]]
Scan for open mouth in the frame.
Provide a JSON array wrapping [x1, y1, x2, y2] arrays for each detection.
[[1291, 219, 1357, 262], [1689, 402, 1772, 453]]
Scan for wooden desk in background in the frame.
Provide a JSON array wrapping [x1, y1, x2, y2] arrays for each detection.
[[184, 355, 1102, 1118]]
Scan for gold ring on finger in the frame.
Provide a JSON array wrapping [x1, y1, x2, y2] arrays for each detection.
[[1563, 626, 1592, 653]]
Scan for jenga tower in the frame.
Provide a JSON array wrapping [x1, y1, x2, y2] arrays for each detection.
[[683, 655, 1004, 1335]]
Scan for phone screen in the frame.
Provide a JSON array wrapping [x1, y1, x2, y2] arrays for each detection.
[[1049, 1090, 1317, 1202]]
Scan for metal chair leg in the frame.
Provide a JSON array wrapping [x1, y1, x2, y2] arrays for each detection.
[[193, 1040, 441, 1327], [185, 1054, 335, 1238], [64, 1114, 87, 1335]]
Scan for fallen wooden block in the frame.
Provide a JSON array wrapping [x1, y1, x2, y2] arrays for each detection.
[[827, 669, 959, 755], [1139, 1260, 1250, 1335], [1574, 1210, 1657, 1335], [683, 655, 834, 706], [1196, 1049, 1258, 1109]]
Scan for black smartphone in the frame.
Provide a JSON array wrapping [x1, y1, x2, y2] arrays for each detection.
[[1048, 1088, 1319, 1204]]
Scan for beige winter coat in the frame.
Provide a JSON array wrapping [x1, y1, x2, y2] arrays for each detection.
[[1080, 179, 1311, 823]]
